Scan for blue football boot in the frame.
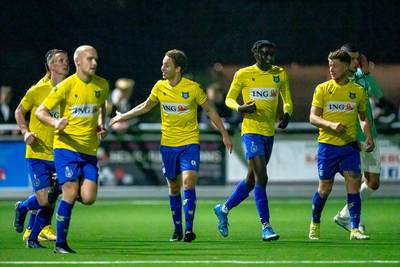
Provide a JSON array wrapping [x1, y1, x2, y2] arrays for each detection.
[[262, 222, 279, 241], [214, 204, 229, 237]]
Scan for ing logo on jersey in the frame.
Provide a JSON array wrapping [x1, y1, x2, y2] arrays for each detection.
[[326, 101, 355, 113], [70, 104, 99, 118], [49, 107, 60, 119], [181, 92, 189, 99], [249, 88, 277, 100], [161, 103, 190, 114]]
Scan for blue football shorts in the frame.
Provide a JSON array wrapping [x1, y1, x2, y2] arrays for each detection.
[[317, 142, 361, 180], [160, 144, 200, 180], [242, 133, 274, 162], [54, 148, 98, 185], [27, 158, 55, 191]]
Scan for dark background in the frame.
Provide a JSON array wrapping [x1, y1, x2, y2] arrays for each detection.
[[1, 0, 399, 112]]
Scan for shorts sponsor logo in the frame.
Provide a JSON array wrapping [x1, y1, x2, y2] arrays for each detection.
[[33, 174, 40, 187], [326, 101, 355, 113], [70, 104, 98, 118], [161, 103, 190, 114], [191, 160, 197, 166], [250, 141, 258, 153], [65, 166, 73, 178], [249, 88, 277, 100]]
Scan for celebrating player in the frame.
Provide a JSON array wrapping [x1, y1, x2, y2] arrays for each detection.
[[214, 40, 293, 241], [308, 49, 373, 241], [110, 49, 232, 242], [36, 45, 109, 253], [333, 43, 384, 234], [14, 49, 69, 248]]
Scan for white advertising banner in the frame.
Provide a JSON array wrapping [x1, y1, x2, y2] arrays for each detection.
[[227, 137, 400, 183]]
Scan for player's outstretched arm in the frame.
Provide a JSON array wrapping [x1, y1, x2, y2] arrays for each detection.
[[201, 101, 233, 153], [109, 97, 157, 126]]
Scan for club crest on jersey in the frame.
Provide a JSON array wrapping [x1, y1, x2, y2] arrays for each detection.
[[181, 92, 189, 99], [95, 90, 101, 98], [273, 75, 280, 83], [53, 86, 58, 92], [349, 92, 356, 99]]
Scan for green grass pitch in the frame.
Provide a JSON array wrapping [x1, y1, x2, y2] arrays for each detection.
[[0, 198, 399, 266]]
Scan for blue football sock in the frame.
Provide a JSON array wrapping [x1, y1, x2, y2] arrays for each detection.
[[183, 189, 196, 232], [169, 194, 182, 234], [44, 206, 55, 226], [20, 194, 40, 212], [225, 180, 254, 210], [56, 200, 73, 244], [311, 191, 327, 223], [27, 210, 38, 230], [28, 207, 51, 241], [347, 193, 361, 229], [254, 185, 270, 224]]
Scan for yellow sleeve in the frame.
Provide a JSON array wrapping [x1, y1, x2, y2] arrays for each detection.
[[149, 81, 160, 102], [311, 85, 324, 109], [43, 84, 65, 111], [196, 85, 207, 105], [279, 70, 293, 115], [225, 72, 242, 112], [20, 87, 36, 111]]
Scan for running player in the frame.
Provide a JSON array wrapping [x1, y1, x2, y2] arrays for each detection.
[[36, 45, 109, 253], [14, 49, 69, 248], [110, 49, 232, 242], [308, 49, 373, 241], [333, 43, 384, 234], [214, 40, 293, 241]]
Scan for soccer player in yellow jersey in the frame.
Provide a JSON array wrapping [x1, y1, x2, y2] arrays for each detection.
[[14, 49, 69, 248], [36, 45, 109, 253], [333, 43, 385, 234], [214, 40, 293, 242], [110, 49, 232, 242], [308, 49, 374, 241]]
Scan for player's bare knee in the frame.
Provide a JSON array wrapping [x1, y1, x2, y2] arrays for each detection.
[[367, 179, 380, 190], [81, 196, 96, 205]]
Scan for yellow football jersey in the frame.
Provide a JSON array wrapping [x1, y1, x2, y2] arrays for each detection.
[[20, 80, 60, 161], [226, 64, 293, 136], [312, 79, 366, 145], [36, 74, 50, 86], [43, 73, 109, 155], [149, 77, 207, 146]]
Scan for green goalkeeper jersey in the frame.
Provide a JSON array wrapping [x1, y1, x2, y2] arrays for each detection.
[[353, 68, 383, 141]]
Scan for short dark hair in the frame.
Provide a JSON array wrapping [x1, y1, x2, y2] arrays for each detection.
[[340, 43, 358, 53], [45, 49, 67, 71], [251, 40, 276, 53], [165, 49, 187, 74], [328, 49, 351, 64]]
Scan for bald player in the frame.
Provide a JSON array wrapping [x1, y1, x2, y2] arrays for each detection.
[[36, 45, 109, 253]]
